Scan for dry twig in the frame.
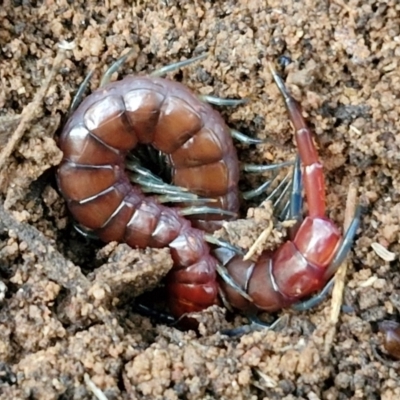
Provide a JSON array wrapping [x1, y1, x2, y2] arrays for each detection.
[[324, 183, 358, 355], [0, 47, 67, 172]]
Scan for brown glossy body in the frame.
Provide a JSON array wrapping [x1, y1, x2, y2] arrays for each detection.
[[57, 76, 240, 316], [379, 320, 400, 360]]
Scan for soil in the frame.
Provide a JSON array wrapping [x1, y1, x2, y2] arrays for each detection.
[[1, 0, 400, 399]]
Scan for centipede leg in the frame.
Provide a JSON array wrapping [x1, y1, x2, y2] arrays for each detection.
[[205, 235, 244, 255], [133, 300, 176, 325], [291, 277, 335, 311], [180, 205, 237, 219], [321, 206, 362, 279], [271, 172, 292, 210], [73, 223, 99, 240], [69, 69, 94, 114], [242, 160, 294, 173], [199, 96, 248, 107], [242, 161, 293, 201], [230, 128, 268, 145], [220, 314, 288, 337], [242, 174, 278, 200], [100, 49, 135, 87], [99, 50, 207, 92], [150, 54, 207, 77], [244, 170, 292, 214], [126, 156, 215, 203]]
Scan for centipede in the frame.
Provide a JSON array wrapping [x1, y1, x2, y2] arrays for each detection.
[[56, 53, 360, 322]]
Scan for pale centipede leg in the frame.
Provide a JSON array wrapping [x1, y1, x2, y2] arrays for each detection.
[[126, 157, 215, 203], [242, 160, 294, 172], [73, 223, 99, 240], [279, 200, 291, 221], [150, 54, 207, 77], [199, 96, 248, 107], [241, 161, 293, 200], [271, 172, 292, 209], [69, 69, 94, 114], [231, 128, 285, 147], [71, 49, 134, 112], [220, 314, 288, 337], [100, 49, 135, 87], [180, 206, 237, 219], [242, 175, 277, 200], [230, 128, 265, 145], [206, 236, 244, 256]]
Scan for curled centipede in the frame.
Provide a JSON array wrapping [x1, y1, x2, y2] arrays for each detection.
[[57, 53, 360, 323]]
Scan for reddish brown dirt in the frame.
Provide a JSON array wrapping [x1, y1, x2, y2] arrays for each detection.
[[1, 0, 400, 399]]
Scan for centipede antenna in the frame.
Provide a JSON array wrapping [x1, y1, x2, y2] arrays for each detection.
[[204, 234, 245, 255], [323, 205, 362, 280], [69, 69, 95, 114], [216, 263, 253, 302], [291, 277, 335, 312], [100, 49, 135, 87], [179, 206, 237, 219], [199, 95, 248, 107], [242, 177, 275, 200], [242, 160, 294, 173], [289, 155, 303, 221], [150, 54, 207, 77], [230, 129, 265, 144]]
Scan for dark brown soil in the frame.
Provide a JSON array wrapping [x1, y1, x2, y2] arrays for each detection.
[[1, 0, 400, 399]]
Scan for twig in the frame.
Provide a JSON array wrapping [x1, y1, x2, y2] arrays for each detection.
[[84, 373, 109, 400], [324, 183, 358, 355], [0, 47, 67, 171], [0, 203, 121, 342], [243, 221, 273, 261], [0, 203, 89, 291]]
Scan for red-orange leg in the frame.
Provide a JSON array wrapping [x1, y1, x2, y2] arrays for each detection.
[[268, 64, 325, 218], [266, 64, 341, 301]]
